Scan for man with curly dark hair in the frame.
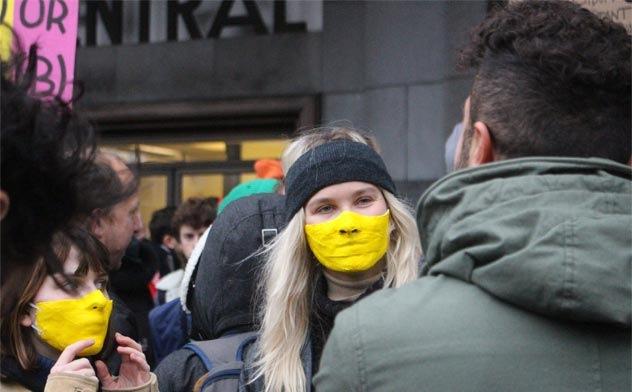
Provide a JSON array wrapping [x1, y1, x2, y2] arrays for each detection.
[[154, 197, 217, 305], [171, 197, 217, 262], [454, 1, 630, 168], [315, 2, 631, 391]]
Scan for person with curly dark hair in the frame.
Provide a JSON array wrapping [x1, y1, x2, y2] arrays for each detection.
[[315, 2, 631, 391], [454, 0, 630, 168], [1, 45, 97, 315], [171, 197, 217, 262], [154, 197, 217, 305]]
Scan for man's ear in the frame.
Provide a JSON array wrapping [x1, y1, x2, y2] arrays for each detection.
[[163, 234, 177, 250], [468, 121, 495, 166], [89, 211, 107, 240], [0, 190, 10, 220]]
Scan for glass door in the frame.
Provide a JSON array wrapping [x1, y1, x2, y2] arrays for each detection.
[[102, 138, 288, 231]]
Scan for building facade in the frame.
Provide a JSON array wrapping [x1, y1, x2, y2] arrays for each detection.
[[75, 0, 489, 226]]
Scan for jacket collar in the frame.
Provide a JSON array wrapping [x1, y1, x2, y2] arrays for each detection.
[[417, 157, 632, 326]]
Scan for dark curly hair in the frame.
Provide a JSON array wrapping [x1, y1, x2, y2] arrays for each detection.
[[172, 197, 217, 239], [1, 46, 97, 284], [459, 1, 631, 163], [149, 206, 177, 244]]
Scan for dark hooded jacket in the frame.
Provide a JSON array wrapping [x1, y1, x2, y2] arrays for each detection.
[[315, 158, 631, 392], [155, 194, 285, 391]]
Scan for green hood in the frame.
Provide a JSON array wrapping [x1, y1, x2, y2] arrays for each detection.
[[417, 157, 632, 326]]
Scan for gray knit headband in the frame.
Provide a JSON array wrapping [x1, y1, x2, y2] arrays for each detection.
[[284, 140, 396, 219]]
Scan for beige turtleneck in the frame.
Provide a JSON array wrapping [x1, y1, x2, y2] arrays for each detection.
[[322, 262, 385, 302]]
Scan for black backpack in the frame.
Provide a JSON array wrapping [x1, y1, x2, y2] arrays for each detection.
[[187, 193, 285, 341], [183, 193, 285, 391]]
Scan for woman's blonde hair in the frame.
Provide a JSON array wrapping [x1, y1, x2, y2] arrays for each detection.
[[252, 127, 421, 392]]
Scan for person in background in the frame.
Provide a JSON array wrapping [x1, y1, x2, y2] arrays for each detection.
[[444, 122, 463, 173], [315, 2, 630, 391], [74, 152, 147, 372], [78, 153, 143, 271], [217, 179, 281, 215], [0, 227, 157, 391], [155, 197, 216, 305], [173, 197, 217, 262], [115, 236, 160, 369], [176, 182, 282, 330], [444, 98, 470, 173], [148, 207, 180, 277], [254, 159, 284, 181], [77, 153, 142, 270], [242, 127, 421, 392], [155, 192, 285, 391]]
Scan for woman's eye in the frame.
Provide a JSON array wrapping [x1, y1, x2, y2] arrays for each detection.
[[316, 205, 334, 214], [95, 279, 108, 290], [61, 279, 78, 291], [356, 197, 373, 206]]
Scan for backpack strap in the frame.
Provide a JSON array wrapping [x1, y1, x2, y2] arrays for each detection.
[[235, 333, 258, 361], [183, 331, 258, 372], [261, 228, 277, 245], [260, 203, 281, 245], [182, 342, 214, 371]]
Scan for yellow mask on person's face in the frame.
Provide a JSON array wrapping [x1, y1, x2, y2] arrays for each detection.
[[30, 289, 113, 356], [305, 210, 390, 272]]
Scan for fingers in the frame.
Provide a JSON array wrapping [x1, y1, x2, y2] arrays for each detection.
[[117, 345, 149, 370], [115, 332, 143, 352], [129, 352, 151, 372], [51, 357, 95, 378], [54, 339, 95, 366], [117, 345, 146, 360], [95, 360, 115, 387], [79, 368, 97, 378], [60, 358, 92, 372]]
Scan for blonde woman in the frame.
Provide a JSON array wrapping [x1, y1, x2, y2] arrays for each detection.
[[243, 128, 421, 392]]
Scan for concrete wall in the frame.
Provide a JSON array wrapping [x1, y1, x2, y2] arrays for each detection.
[[76, 1, 487, 203], [319, 1, 486, 201]]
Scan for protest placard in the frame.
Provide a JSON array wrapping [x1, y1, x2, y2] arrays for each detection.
[[0, 0, 79, 101]]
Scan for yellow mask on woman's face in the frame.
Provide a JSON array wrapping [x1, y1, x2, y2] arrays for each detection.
[[305, 210, 390, 272], [31, 289, 113, 356]]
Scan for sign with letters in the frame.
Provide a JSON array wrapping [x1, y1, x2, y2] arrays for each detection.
[[0, 0, 79, 101], [80, 0, 322, 47]]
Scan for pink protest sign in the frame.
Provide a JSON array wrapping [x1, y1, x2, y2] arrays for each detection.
[[10, 0, 79, 101]]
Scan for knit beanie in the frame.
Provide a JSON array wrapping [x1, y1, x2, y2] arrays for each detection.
[[284, 140, 396, 219], [218, 178, 280, 214]]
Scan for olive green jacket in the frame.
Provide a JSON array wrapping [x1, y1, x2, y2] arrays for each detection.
[[314, 158, 631, 392]]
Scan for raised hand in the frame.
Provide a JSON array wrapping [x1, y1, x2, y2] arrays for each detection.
[[95, 333, 150, 389], [50, 339, 97, 379]]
